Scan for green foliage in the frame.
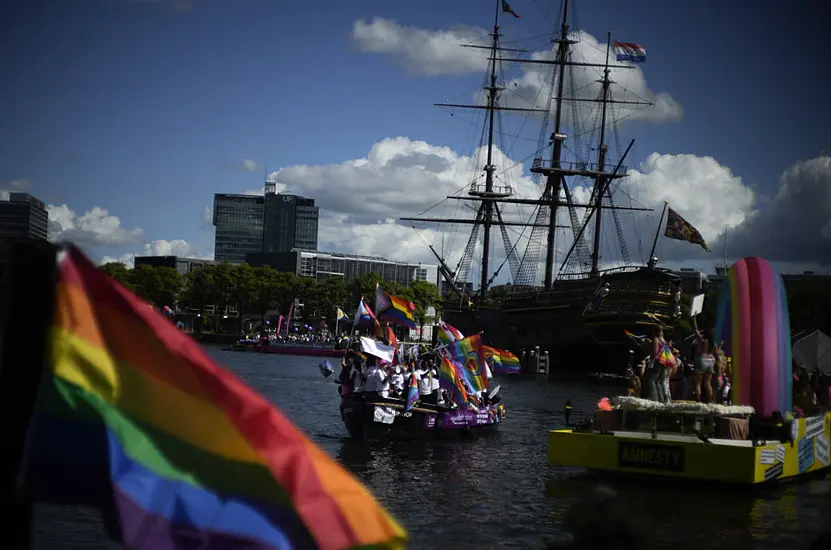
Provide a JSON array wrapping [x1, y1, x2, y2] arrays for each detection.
[[130, 265, 183, 308], [99, 262, 134, 290]]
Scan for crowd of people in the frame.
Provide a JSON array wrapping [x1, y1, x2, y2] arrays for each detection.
[[336, 343, 496, 410], [624, 315, 732, 405]]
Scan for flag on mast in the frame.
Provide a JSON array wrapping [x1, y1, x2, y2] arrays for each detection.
[[614, 41, 647, 63], [664, 207, 711, 252], [502, 0, 520, 18]]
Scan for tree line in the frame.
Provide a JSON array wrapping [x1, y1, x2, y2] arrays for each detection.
[[99, 262, 442, 334]]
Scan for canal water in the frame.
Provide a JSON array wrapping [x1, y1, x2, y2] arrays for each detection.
[[35, 347, 831, 549]]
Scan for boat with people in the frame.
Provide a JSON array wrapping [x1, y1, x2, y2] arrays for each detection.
[[548, 257, 831, 485], [336, 296, 509, 440]]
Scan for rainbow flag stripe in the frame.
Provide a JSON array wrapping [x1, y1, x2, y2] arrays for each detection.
[[483, 346, 521, 374], [439, 357, 469, 407], [446, 334, 488, 393], [436, 321, 463, 346], [404, 373, 419, 412], [28, 245, 407, 550], [375, 286, 416, 329]]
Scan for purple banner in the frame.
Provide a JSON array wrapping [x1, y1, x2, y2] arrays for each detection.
[[423, 408, 500, 430]]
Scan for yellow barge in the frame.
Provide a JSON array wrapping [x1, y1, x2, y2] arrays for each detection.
[[548, 398, 831, 485]]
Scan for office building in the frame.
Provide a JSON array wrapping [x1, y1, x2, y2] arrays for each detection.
[[213, 183, 319, 263], [246, 249, 438, 289], [0, 193, 48, 242], [134, 255, 216, 276]]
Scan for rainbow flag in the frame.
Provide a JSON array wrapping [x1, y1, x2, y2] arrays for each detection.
[[483, 345, 521, 374], [404, 373, 419, 412], [354, 297, 377, 326], [375, 285, 416, 329], [439, 357, 469, 408], [445, 334, 488, 393], [436, 321, 464, 346], [26, 245, 407, 550]]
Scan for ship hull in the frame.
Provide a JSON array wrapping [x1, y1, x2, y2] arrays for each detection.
[[445, 267, 681, 375]]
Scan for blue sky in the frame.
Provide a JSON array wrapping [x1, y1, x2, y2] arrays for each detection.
[[1, 0, 828, 278]]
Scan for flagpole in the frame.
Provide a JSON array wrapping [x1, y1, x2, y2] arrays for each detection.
[[647, 201, 668, 268], [335, 308, 339, 337]]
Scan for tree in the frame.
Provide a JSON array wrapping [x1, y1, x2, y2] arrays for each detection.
[[131, 265, 183, 309], [250, 266, 283, 331], [409, 280, 442, 338], [180, 265, 219, 332], [304, 277, 348, 324], [348, 273, 383, 310], [99, 262, 134, 290]]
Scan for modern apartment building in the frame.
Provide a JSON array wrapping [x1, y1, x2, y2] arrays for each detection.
[[246, 249, 438, 289], [213, 183, 319, 263], [0, 193, 48, 242]]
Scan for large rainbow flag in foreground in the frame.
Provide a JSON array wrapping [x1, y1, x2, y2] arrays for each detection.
[[444, 334, 488, 393], [714, 256, 792, 418], [25, 245, 407, 550]]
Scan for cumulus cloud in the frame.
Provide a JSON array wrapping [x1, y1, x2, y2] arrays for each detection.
[[254, 137, 788, 285], [100, 239, 212, 268], [241, 159, 258, 173], [719, 156, 831, 265], [351, 18, 683, 124], [47, 204, 144, 246], [0, 178, 33, 201]]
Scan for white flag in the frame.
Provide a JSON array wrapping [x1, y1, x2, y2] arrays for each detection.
[[360, 336, 395, 363]]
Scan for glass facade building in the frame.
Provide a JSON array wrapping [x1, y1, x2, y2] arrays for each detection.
[[213, 189, 319, 263], [0, 193, 48, 242]]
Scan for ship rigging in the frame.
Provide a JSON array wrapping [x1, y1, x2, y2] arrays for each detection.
[[400, 0, 658, 300]]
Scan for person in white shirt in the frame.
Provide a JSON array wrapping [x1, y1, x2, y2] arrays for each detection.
[[363, 362, 390, 397], [390, 365, 405, 397]]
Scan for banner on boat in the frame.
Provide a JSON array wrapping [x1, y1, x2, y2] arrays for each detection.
[[422, 409, 499, 430], [617, 441, 685, 472]]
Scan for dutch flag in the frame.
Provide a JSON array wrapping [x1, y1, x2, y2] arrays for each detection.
[[614, 41, 647, 63]]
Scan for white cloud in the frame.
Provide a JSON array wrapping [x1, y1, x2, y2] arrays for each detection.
[[241, 159, 258, 172], [100, 239, 212, 268], [260, 136, 776, 285], [0, 178, 33, 201], [351, 18, 682, 124], [47, 204, 144, 246], [722, 156, 831, 264]]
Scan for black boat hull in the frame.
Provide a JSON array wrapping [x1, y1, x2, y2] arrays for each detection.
[[444, 267, 682, 374], [340, 393, 504, 441]]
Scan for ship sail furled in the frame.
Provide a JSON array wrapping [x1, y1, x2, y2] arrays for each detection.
[[401, 0, 658, 300]]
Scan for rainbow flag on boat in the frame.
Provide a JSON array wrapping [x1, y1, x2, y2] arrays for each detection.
[[404, 373, 419, 412], [24, 244, 407, 550], [439, 356, 470, 409], [443, 334, 488, 393], [375, 284, 416, 329], [483, 345, 521, 374], [436, 321, 464, 346]]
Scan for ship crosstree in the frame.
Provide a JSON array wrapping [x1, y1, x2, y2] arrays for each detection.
[[400, 0, 656, 299]]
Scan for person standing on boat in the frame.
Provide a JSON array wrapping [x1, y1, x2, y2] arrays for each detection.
[[390, 364, 405, 398], [363, 357, 390, 397], [649, 326, 673, 403], [691, 315, 715, 403], [415, 361, 437, 405]]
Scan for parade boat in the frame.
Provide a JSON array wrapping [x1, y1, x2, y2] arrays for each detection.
[[548, 258, 831, 485], [398, 0, 706, 372], [257, 342, 345, 358], [340, 392, 504, 441]]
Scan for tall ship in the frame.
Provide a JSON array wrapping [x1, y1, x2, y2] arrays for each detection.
[[400, 0, 687, 373]]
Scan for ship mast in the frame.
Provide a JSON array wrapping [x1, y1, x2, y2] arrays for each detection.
[[401, 0, 653, 296], [590, 33, 613, 277], [477, 0, 503, 295], [542, 0, 571, 289]]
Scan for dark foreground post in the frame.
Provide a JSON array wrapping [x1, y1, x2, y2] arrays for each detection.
[[0, 241, 57, 550]]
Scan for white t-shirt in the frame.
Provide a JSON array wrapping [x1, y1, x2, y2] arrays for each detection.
[[416, 368, 433, 395]]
